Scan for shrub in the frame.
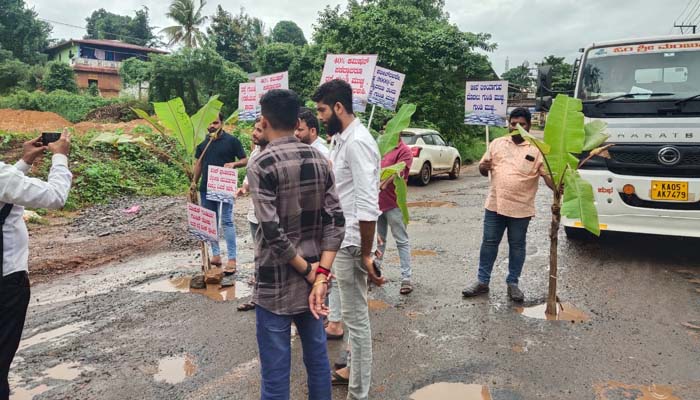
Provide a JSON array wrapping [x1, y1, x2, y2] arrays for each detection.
[[0, 90, 121, 122], [43, 61, 78, 93], [0, 59, 30, 94]]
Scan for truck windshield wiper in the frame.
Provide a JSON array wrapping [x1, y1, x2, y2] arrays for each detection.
[[675, 93, 700, 106], [594, 92, 675, 107]]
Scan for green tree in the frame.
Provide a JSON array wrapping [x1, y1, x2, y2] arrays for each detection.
[[0, 58, 30, 94], [120, 57, 152, 86], [43, 61, 78, 93], [288, 44, 324, 100], [206, 6, 266, 72], [255, 42, 298, 74], [161, 0, 208, 48], [271, 21, 307, 46], [502, 65, 533, 91], [538, 55, 574, 93], [312, 0, 497, 140], [85, 7, 158, 47], [0, 0, 52, 63]]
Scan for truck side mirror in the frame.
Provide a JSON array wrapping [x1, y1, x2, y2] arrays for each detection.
[[536, 96, 553, 111], [536, 65, 553, 98]]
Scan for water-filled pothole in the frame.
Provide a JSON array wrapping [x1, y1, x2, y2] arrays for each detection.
[[19, 321, 91, 351], [133, 276, 252, 302], [516, 302, 590, 322], [368, 299, 391, 311], [410, 383, 491, 400], [594, 381, 680, 400], [153, 354, 197, 384], [411, 249, 437, 257]]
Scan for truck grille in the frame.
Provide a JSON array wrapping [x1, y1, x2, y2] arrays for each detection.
[[606, 145, 700, 177]]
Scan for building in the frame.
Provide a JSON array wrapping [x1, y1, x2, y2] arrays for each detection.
[[45, 39, 168, 97]]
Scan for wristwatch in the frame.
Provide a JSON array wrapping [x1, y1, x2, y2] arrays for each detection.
[[303, 261, 313, 276]]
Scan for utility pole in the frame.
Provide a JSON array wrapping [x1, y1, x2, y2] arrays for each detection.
[[674, 23, 697, 34]]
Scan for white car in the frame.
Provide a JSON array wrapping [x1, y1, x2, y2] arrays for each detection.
[[400, 128, 462, 186]]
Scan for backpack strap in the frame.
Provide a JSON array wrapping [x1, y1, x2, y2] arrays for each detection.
[[0, 203, 14, 278]]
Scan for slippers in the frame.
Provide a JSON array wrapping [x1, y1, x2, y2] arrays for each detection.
[[400, 281, 413, 295], [237, 302, 255, 312], [331, 370, 349, 386], [326, 332, 344, 340]]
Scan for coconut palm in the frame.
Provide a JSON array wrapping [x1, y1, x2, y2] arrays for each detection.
[[161, 0, 208, 48]]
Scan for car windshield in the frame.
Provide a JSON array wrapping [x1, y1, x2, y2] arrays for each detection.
[[578, 40, 700, 102], [400, 133, 418, 145]]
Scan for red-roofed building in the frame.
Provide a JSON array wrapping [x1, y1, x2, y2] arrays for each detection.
[[46, 39, 168, 97]]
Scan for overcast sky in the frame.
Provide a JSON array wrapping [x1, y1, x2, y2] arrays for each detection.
[[27, 0, 690, 75]]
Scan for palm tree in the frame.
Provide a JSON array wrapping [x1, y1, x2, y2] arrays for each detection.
[[161, 0, 208, 48]]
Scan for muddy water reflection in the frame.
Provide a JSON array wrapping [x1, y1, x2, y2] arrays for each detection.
[[594, 381, 680, 400], [410, 383, 491, 400], [42, 362, 84, 381], [19, 321, 90, 351], [516, 303, 590, 323], [153, 354, 197, 384], [133, 276, 252, 302]]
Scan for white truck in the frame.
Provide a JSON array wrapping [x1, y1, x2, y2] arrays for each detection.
[[557, 35, 700, 238]]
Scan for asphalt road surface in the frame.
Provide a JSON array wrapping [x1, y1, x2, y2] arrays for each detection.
[[9, 165, 700, 400]]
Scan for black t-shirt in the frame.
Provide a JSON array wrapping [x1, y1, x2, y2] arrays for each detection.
[[195, 131, 247, 191]]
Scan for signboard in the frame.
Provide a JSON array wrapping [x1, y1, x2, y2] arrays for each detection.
[[368, 66, 405, 111], [205, 166, 238, 203], [255, 71, 289, 107], [320, 54, 378, 112], [238, 82, 257, 121], [464, 80, 509, 127], [187, 203, 218, 243], [588, 40, 700, 58]]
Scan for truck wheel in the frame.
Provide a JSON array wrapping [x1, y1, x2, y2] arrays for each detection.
[[418, 163, 431, 186], [564, 226, 595, 241]]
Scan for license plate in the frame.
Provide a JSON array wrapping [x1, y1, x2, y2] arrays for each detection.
[[650, 180, 689, 201]]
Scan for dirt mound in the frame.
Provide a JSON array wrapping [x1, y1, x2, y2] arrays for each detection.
[[73, 119, 149, 134], [0, 109, 71, 133]]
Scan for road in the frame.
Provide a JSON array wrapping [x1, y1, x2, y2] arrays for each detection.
[[9, 165, 700, 400]]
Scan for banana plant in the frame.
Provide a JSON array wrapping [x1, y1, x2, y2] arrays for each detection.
[[514, 94, 611, 315], [376, 103, 417, 225]]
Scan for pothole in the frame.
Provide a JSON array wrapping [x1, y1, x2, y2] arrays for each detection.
[[19, 321, 91, 352], [368, 299, 391, 311], [132, 276, 252, 302], [410, 383, 491, 400], [594, 381, 680, 400], [406, 201, 457, 208], [153, 354, 197, 384], [411, 249, 437, 257], [516, 302, 590, 323], [42, 361, 91, 381]]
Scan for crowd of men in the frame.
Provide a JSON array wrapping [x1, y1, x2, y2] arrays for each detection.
[[0, 77, 551, 400]]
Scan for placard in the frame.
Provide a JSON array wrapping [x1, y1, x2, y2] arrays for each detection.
[[368, 66, 405, 111], [255, 71, 289, 107], [320, 54, 378, 112], [464, 80, 509, 127], [238, 82, 257, 121], [187, 203, 218, 243], [205, 166, 238, 203]]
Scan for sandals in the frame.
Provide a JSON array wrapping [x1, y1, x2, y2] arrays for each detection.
[[331, 370, 349, 386], [237, 302, 255, 312], [326, 331, 344, 341], [223, 261, 237, 276], [400, 281, 413, 295]]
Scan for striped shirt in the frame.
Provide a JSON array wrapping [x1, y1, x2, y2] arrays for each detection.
[[248, 135, 345, 315]]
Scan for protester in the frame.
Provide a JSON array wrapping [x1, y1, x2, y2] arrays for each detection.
[[0, 131, 72, 400], [313, 79, 384, 399], [235, 117, 266, 312], [247, 89, 345, 400], [296, 107, 330, 159], [194, 113, 248, 274], [462, 108, 554, 302], [375, 138, 414, 295]]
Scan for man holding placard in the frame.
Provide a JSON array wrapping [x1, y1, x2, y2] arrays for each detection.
[[194, 113, 248, 274]]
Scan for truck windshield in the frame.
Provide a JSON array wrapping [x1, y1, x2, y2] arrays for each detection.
[[578, 40, 700, 102]]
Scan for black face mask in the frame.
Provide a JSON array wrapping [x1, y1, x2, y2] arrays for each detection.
[[325, 111, 343, 136]]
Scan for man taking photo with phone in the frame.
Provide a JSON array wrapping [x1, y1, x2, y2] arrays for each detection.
[[0, 130, 72, 400]]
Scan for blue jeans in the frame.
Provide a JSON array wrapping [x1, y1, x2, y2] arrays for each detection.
[[375, 207, 412, 282], [200, 192, 237, 260], [256, 305, 331, 400], [478, 209, 531, 285]]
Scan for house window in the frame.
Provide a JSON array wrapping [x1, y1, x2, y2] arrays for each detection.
[[105, 51, 115, 61], [88, 79, 99, 87]]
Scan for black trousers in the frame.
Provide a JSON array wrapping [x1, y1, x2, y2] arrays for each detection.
[[0, 271, 30, 400]]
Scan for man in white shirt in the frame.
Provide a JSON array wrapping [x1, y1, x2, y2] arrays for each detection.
[[295, 107, 330, 159], [313, 79, 384, 400], [0, 132, 72, 400]]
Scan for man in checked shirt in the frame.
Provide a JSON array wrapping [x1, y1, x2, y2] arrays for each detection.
[[247, 89, 345, 400]]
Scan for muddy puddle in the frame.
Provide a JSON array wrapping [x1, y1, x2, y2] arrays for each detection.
[[410, 383, 491, 400], [595, 381, 680, 400], [516, 302, 590, 323], [42, 362, 87, 381], [153, 354, 197, 384], [406, 201, 457, 208], [19, 321, 91, 352], [8, 382, 52, 400], [368, 299, 391, 311], [411, 249, 437, 257], [132, 276, 252, 302]]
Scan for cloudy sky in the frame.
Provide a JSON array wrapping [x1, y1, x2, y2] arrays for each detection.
[[27, 0, 690, 74]]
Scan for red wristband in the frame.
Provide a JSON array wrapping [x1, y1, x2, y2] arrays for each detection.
[[317, 266, 331, 277]]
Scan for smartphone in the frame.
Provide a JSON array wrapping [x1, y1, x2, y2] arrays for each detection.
[[41, 132, 61, 146]]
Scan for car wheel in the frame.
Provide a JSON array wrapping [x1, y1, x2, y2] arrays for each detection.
[[449, 158, 461, 180], [418, 162, 431, 186]]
